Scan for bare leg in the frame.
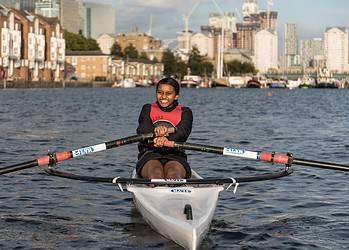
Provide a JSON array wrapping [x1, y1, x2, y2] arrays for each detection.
[[164, 161, 187, 179], [141, 160, 164, 179]]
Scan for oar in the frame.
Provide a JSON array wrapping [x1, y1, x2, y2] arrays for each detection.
[[164, 141, 349, 172], [0, 133, 154, 175]]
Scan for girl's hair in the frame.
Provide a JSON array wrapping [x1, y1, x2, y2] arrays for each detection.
[[156, 77, 180, 95]]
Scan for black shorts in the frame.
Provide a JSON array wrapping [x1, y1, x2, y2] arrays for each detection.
[[136, 151, 191, 178]]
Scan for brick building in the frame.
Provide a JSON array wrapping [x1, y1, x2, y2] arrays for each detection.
[[0, 5, 65, 83]]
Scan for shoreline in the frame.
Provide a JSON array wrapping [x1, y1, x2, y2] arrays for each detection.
[[0, 80, 113, 89]]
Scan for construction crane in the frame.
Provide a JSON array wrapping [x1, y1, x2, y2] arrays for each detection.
[[183, 0, 201, 56], [148, 14, 153, 36]]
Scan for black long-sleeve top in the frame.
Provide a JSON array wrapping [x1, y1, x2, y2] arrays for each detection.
[[136, 103, 193, 159]]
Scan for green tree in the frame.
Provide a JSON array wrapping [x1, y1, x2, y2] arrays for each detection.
[[161, 49, 178, 76], [64, 31, 101, 51], [187, 46, 214, 76], [174, 59, 187, 79], [225, 60, 256, 75], [110, 42, 123, 57], [86, 38, 101, 51], [124, 44, 138, 59], [139, 52, 149, 60]]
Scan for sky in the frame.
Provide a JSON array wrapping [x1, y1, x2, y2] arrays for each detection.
[[91, 0, 349, 42]]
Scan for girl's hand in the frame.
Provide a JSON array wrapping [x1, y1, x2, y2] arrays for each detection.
[[154, 136, 169, 147], [154, 126, 168, 137]]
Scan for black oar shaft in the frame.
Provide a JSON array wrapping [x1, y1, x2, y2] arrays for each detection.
[[173, 142, 223, 154], [169, 142, 349, 172], [0, 133, 154, 176], [0, 160, 38, 175], [293, 158, 349, 172]]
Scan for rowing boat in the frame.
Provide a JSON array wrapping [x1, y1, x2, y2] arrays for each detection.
[[2, 133, 347, 249], [127, 170, 224, 249]]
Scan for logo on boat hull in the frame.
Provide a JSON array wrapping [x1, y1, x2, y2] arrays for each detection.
[[170, 188, 192, 193]]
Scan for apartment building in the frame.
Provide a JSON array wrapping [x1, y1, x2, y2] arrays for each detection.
[[115, 26, 164, 61], [0, 5, 65, 82]]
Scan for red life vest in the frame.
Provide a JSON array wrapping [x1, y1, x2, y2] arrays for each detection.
[[150, 102, 182, 127]]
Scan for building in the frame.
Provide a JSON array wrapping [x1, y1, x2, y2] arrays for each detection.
[[112, 58, 163, 83], [208, 12, 237, 33], [35, 0, 60, 18], [0, 5, 65, 82], [224, 48, 252, 64], [236, 22, 260, 53], [300, 38, 324, 68], [284, 23, 298, 68], [82, 2, 116, 39], [254, 29, 278, 73], [190, 32, 215, 60], [20, 0, 36, 12], [116, 26, 163, 61], [260, 11, 277, 30], [65, 51, 164, 83], [97, 33, 116, 55], [65, 51, 110, 81], [236, 0, 277, 55], [324, 27, 349, 73], [60, 0, 84, 34], [0, 0, 19, 9]]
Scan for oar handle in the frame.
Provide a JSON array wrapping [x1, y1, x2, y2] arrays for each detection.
[[164, 141, 349, 172]]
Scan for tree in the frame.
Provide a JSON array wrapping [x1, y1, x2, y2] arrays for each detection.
[[225, 60, 257, 75], [110, 42, 123, 57], [64, 30, 101, 51], [123, 44, 138, 59], [174, 59, 187, 79], [187, 46, 214, 77], [139, 52, 149, 60], [86, 38, 101, 51], [161, 49, 178, 77]]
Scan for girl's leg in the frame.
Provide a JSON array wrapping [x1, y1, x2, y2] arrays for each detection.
[[141, 159, 164, 178], [163, 161, 187, 179]]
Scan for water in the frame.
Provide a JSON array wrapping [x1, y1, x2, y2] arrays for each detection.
[[0, 88, 348, 249]]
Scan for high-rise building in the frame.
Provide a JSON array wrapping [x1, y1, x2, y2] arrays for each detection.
[[236, 22, 260, 54], [208, 12, 237, 33], [324, 27, 349, 73], [20, 0, 36, 12], [254, 29, 278, 73], [236, 0, 278, 57], [284, 23, 297, 68], [0, 0, 19, 8], [260, 11, 277, 30], [82, 2, 116, 39], [60, 0, 84, 34], [35, 0, 60, 18], [300, 38, 324, 68]]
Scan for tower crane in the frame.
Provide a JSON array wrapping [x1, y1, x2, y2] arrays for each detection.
[[183, 0, 201, 56]]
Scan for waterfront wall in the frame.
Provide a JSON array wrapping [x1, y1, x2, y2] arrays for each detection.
[[0, 80, 113, 89]]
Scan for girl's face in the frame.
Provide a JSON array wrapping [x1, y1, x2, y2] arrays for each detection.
[[156, 83, 179, 108]]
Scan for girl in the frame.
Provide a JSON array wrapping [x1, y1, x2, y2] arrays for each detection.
[[136, 77, 193, 179]]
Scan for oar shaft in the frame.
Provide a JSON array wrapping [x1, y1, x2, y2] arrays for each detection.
[[0, 133, 154, 175], [293, 158, 349, 172], [0, 160, 38, 175], [166, 142, 349, 172]]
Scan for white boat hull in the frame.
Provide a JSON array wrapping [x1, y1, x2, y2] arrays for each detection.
[[127, 171, 224, 249]]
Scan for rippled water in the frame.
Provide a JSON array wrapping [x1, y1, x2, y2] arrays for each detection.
[[0, 88, 348, 249]]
